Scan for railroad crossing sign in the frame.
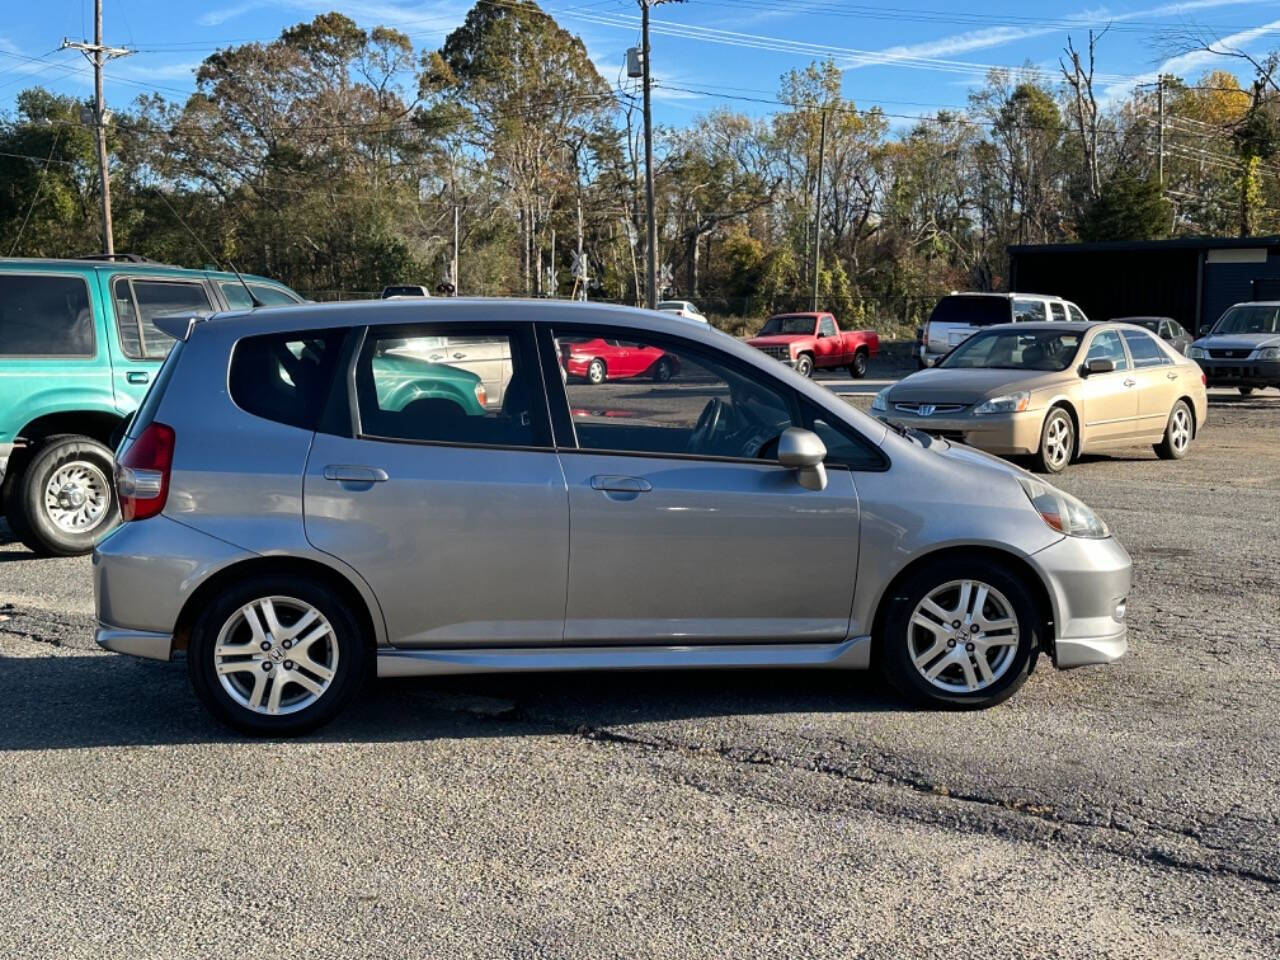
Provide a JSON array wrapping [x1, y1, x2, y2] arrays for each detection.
[[544, 265, 558, 294], [658, 263, 674, 295]]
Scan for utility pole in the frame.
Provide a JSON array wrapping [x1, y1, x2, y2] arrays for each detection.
[[1157, 74, 1165, 186], [812, 109, 827, 313], [62, 0, 132, 256], [577, 195, 586, 301], [638, 0, 686, 309], [452, 204, 459, 295]]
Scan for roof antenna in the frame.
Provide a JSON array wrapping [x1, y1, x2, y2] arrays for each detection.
[[152, 187, 263, 308]]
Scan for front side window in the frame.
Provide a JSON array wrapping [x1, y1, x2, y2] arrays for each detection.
[[818, 315, 837, 337], [940, 330, 1082, 372], [229, 330, 345, 430], [1122, 330, 1171, 368], [355, 326, 548, 448], [1085, 330, 1130, 371], [0, 274, 94, 356], [114, 278, 213, 359], [1012, 298, 1048, 323], [554, 328, 795, 460]]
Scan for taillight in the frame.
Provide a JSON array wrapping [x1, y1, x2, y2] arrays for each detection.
[[116, 422, 175, 521], [1201, 373, 1207, 386]]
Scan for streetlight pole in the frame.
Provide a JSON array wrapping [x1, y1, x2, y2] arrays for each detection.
[[638, 0, 685, 309]]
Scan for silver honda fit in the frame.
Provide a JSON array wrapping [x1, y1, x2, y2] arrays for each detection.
[[94, 300, 1130, 735]]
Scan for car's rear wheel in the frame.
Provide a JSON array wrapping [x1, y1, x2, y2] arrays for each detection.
[[1154, 400, 1193, 460], [586, 358, 606, 385], [1032, 407, 1073, 474], [879, 557, 1039, 709], [5, 434, 118, 556], [187, 576, 369, 736], [849, 348, 869, 379], [1238, 386, 1254, 396], [652, 357, 674, 382], [794, 353, 814, 378]]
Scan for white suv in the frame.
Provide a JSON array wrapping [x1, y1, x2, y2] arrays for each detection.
[[919, 292, 1088, 368]]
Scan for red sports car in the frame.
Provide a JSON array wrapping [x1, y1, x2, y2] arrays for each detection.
[[559, 337, 679, 385]]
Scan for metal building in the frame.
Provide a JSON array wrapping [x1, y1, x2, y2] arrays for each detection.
[[1008, 236, 1280, 334]]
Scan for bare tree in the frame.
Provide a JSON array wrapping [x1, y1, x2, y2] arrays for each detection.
[[1060, 26, 1110, 201]]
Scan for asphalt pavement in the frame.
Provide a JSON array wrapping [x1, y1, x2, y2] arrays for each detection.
[[1, 381, 1278, 959]]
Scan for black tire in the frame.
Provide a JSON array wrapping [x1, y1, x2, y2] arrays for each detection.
[[1154, 399, 1193, 461], [1238, 386, 1254, 396], [586, 358, 607, 385], [7, 434, 118, 556], [187, 575, 369, 737], [1031, 407, 1074, 474], [849, 348, 869, 379], [794, 353, 814, 378], [652, 357, 674, 383], [878, 556, 1039, 709]]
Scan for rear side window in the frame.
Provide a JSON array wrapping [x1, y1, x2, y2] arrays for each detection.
[[230, 330, 346, 430], [1048, 302, 1067, 322], [1067, 304, 1088, 323], [219, 281, 301, 309], [1013, 298, 1047, 322], [0, 274, 95, 356], [1122, 330, 1171, 368], [114, 278, 213, 360], [927, 296, 1010, 328]]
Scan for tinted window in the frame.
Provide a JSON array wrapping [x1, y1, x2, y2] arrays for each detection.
[[230, 330, 345, 430], [1049, 302, 1067, 322], [1122, 329, 1171, 367], [114, 278, 212, 360], [555, 329, 795, 460], [355, 327, 547, 447], [1085, 331, 1129, 371], [0, 274, 95, 356], [1067, 304, 1088, 323], [381, 286, 428, 298], [219, 281, 300, 309], [1013, 298, 1047, 322], [927, 296, 1009, 327]]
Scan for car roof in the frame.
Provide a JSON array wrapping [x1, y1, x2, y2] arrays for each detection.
[[0, 256, 284, 287], [976, 320, 1122, 334], [942, 291, 1067, 301], [1112, 315, 1171, 322]]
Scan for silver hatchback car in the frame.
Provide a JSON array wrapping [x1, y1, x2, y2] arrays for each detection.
[[95, 300, 1131, 735]]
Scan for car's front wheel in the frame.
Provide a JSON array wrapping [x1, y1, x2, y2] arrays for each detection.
[[794, 353, 814, 378], [187, 575, 369, 736], [879, 557, 1039, 709], [586, 358, 607, 385], [1032, 407, 1073, 474], [5, 434, 118, 556]]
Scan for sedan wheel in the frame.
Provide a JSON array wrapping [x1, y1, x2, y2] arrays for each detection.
[[1033, 408, 1073, 474], [587, 358, 606, 385], [1155, 400, 1193, 460]]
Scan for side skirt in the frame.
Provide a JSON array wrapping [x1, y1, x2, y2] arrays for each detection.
[[377, 636, 872, 678]]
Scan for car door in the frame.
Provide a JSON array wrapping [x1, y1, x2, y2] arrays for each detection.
[[303, 321, 570, 647], [544, 322, 861, 644], [1078, 329, 1138, 446], [1122, 329, 1179, 438], [108, 276, 214, 411], [814, 314, 841, 364]]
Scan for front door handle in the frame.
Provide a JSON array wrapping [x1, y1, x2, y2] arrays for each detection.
[[1123, 378, 1137, 387], [323, 465, 389, 483], [590, 475, 652, 494], [1166, 372, 1178, 380], [126, 371, 150, 384]]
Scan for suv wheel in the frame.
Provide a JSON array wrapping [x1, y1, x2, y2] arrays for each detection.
[[187, 575, 369, 736], [6, 434, 118, 556], [879, 557, 1039, 709]]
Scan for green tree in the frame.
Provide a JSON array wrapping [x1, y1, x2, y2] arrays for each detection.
[[1077, 173, 1172, 242]]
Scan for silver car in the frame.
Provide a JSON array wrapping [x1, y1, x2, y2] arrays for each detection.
[[95, 301, 1131, 735]]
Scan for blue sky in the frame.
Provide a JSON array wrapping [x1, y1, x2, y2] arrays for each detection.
[[4, 0, 1280, 127]]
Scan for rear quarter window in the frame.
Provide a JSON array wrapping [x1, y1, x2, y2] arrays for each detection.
[[0, 274, 95, 356], [229, 330, 346, 430], [927, 296, 1010, 327]]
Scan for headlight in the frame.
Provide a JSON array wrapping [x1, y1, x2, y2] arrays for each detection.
[[1018, 477, 1108, 539], [1255, 346, 1280, 360], [871, 387, 891, 412], [974, 391, 1030, 415], [1188, 346, 1206, 359]]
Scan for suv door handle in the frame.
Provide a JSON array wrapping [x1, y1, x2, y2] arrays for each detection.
[[590, 475, 652, 493], [323, 465, 389, 483], [126, 371, 149, 384], [1123, 378, 1137, 387]]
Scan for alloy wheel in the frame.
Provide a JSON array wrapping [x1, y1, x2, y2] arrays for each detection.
[[1044, 415, 1071, 470], [1171, 407, 1191, 453], [43, 460, 110, 534], [907, 579, 1020, 693], [213, 597, 339, 716]]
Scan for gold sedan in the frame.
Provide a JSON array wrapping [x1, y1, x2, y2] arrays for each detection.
[[872, 321, 1208, 473]]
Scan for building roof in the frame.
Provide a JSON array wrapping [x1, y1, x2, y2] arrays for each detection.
[[1009, 235, 1280, 255]]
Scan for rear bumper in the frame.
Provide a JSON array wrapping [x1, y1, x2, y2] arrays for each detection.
[[1198, 358, 1280, 386], [885, 410, 1044, 456], [1029, 534, 1132, 669]]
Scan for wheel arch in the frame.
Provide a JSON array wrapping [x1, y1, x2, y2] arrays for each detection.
[[171, 554, 383, 655], [1175, 395, 1198, 436], [868, 545, 1057, 663]]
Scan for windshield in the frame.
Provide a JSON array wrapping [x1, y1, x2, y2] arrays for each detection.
[[1211, 304, 1280, 335], [760, 315, 815, 335], [940, 329, 1083, 371]]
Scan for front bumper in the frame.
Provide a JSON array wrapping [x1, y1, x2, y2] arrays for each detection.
[[96, 624, 174, 661], [0, 441, 13, 489], [881, 409, 1045, 456], [1029, 534, 1131, 669], [1196, 357, 1280, 386]]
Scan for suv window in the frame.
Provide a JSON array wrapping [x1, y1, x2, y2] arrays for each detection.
[[230, 330, 346, 431], [1048, 302, 1067, 322], [927, 295, 1010, 327], [0, 274, 94, 356], [1085, 330, 1129, 371], [114, 278, 213, 360], [818, 315, 837, 337], [1013, 298, 1047, 322], [554, 328, 795, 460], [219, 281, 300, 309], [355, 326, 548, 448], [1067, 304, 1088, 323], [1122, 329, 1171, 368]]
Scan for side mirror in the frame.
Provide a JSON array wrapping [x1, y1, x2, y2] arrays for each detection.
[[1084, 357, 1114, 376], [778, 427, 828, 491]]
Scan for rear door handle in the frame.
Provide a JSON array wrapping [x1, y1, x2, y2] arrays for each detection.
[[126, 371, 149, 384], [590, 475, 652, 493], [323, 465, 389, 483]]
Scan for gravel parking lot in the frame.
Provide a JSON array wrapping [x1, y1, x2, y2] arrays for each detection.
[[1, 381, 1277, 959]]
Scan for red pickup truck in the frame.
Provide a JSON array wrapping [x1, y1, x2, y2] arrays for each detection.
[[747, 312, 879, 378]]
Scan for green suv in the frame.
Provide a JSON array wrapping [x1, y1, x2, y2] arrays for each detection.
[[0, 255, 302, 555]]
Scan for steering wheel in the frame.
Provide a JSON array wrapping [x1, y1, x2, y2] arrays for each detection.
[[687, 397, 725, 454]]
